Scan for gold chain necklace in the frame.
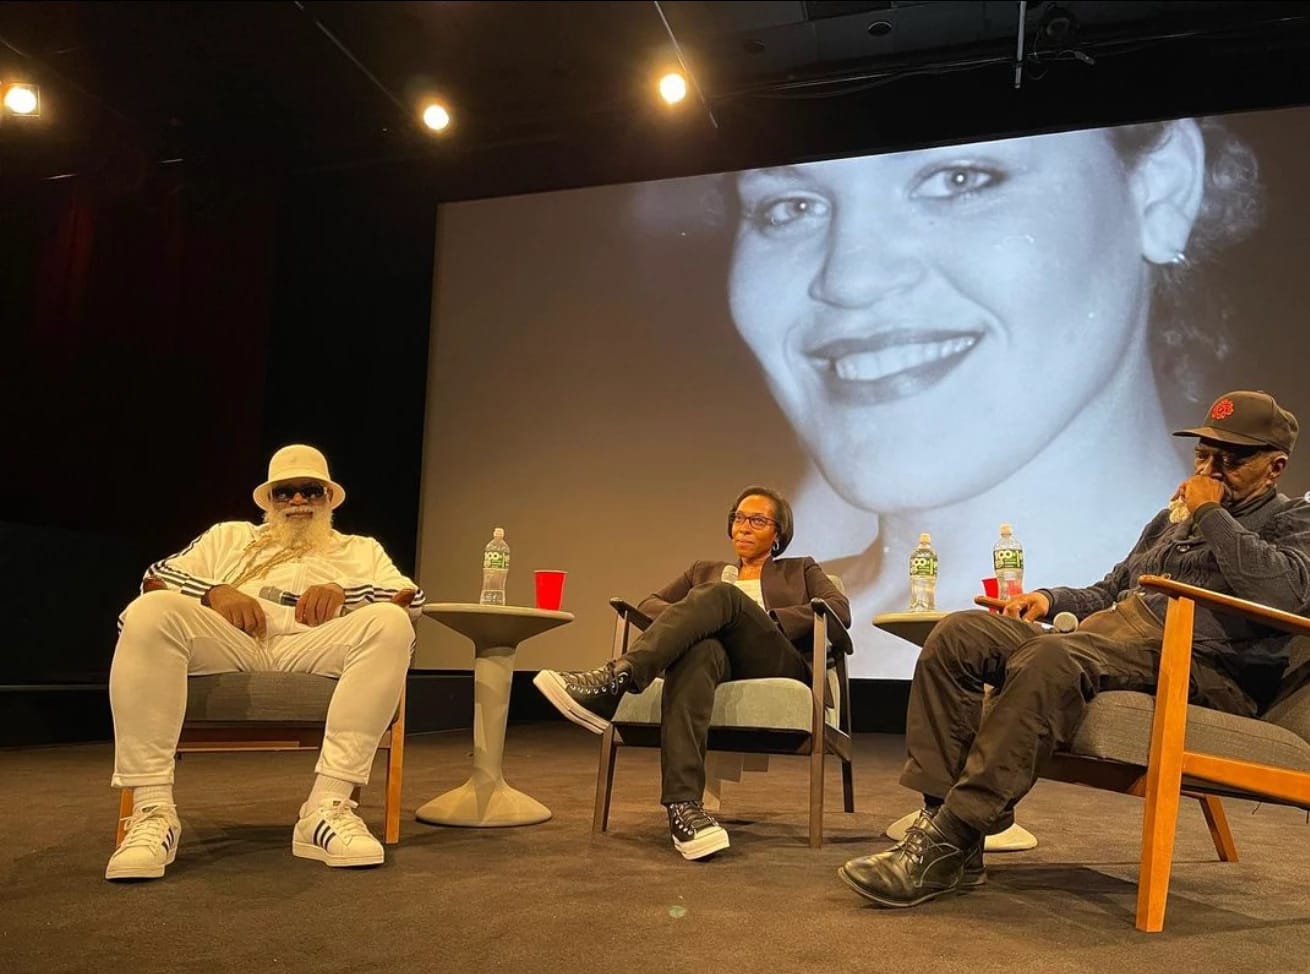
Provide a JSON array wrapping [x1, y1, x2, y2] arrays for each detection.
[[226, 533, 311, 589]]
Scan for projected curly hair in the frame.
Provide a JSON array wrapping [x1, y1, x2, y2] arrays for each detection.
[[1109, 117, 1263, 413]]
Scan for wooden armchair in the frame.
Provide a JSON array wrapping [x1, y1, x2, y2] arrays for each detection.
[[591, 577, 854, 848], [115, 579, 409, 845], [116, 678, 407, 845], [1001, 576, 1310, 932]]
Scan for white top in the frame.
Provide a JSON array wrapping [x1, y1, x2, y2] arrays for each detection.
[[137, 521, 424, 636], [734, 577, 766, 610]]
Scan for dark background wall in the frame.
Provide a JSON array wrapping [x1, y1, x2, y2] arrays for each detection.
[[0, 154, 437, 743]]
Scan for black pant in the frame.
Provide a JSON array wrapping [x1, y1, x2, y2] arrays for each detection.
[[902, 596, 1256, 834], [622, 582, 810, 805]]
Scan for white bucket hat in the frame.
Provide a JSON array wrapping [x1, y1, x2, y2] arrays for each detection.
[[253, 444, 346, 512]]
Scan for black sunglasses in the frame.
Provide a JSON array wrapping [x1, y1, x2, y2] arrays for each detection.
[[270, 482, 326, 502]]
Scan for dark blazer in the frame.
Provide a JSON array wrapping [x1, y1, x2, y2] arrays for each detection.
[[637, 556, 852, 662]]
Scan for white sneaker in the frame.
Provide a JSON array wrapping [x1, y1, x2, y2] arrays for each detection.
[[292, 799, 384, 868], [106, 804, 182, 881]]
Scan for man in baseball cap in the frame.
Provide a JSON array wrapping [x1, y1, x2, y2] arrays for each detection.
[[1170, 390, 1297, 513], [839, 391, 1310, 910]]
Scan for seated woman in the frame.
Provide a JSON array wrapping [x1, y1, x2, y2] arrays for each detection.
[[533, 485, 850, 860]]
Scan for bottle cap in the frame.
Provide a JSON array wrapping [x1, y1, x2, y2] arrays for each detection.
[[493, 527, 505, 538], [918, 532, 932, 545], [999, 523, 1012, 536]]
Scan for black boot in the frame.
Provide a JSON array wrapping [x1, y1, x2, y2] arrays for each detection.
[[921, 805, 985, 888], [532, 659, 634, 734], [838, 811, 979, 908]]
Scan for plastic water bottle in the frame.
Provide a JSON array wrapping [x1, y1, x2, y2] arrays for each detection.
[[479, 528, 510, 605], [908, 532, 938, 612], [994, 523, 1024, 601]]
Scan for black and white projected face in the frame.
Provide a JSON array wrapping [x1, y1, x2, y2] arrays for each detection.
[[419, 107, 1309, 680], [729, 128, 1181, 513]]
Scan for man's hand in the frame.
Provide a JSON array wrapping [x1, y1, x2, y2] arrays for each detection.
[[297, 583, 346, 627], [205, 585, 267, 638], [1175, 475, 1228, 513], [392, 589, 418, 608], [1002, 590, 1050, 623]]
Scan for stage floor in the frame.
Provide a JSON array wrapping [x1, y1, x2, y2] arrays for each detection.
[[7, 723, 1310, 972]]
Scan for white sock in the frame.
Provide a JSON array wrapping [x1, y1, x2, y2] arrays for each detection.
[[131, 784, 174, 814], [302, 775, 356, 817]]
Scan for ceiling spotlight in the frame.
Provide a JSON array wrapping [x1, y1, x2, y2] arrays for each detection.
[[658, 72, 687, 106], [421, 103, 451, 132], [2, 83, 40, 116]]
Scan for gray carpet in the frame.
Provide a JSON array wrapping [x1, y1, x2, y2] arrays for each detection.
[[6, 723, 1310, 973]]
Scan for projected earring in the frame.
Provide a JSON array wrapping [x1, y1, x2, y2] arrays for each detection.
[[1171, 251, 1188, 266]]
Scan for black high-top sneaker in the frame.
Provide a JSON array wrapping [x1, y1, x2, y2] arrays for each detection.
[[666, 801, 730, 861], [532, 659, 634, 733]]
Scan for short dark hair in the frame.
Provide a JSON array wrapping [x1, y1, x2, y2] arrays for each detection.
[[730, 485, 795, 555]]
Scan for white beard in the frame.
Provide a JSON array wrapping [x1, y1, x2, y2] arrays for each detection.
[[264, 506, 334, 552]]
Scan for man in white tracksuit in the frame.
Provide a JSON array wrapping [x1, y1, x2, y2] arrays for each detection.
[[106, 444, 424, 881]]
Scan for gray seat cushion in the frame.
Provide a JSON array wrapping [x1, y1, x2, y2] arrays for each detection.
[[1262, 686, 1310, 744], [612, 672, 840, 733], [184, 673, 337, 723], [1068, 690, 1310, 772]]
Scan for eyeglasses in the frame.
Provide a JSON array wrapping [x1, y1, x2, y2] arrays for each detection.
[[270, 482, 326, 502], [728, 511, 778, 531], [1194, 445, 1274, 473]]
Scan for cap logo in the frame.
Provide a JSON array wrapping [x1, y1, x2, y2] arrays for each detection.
[[1210, 398, 1235, 421]]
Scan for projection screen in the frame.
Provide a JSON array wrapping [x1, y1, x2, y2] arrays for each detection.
[[417, 105, 1310, 680]]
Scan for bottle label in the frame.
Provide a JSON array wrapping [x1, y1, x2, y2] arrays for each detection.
[[909, 553, 938, 578], [484, 551, 509, 570], [994, 549, 1023, 571]]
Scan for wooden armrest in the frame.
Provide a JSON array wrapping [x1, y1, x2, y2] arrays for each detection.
[[608, 598, 653, 632], [1138, 574, 1310, 637], [812, 598, 854, 655]]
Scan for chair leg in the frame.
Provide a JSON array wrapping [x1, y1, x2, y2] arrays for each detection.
[[592, 726, 618, 834], [1135, 594, 1193, 933], [384, 734, 405, 845], [809, 746, 825, 849], [1196, 794, 1238, 862], [115, 789, 134, 845], [841, 758, 855, 814], [382, 684, 407, 845]]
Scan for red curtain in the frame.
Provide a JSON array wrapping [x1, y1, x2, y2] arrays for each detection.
[[3, 160, 281, 555]]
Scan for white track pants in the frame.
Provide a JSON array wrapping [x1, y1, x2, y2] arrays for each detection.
[[109, 591, 412, 787]]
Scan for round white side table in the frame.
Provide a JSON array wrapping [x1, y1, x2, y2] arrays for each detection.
[[417, 603, 573, 827]]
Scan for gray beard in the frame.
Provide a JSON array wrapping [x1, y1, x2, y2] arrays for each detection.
[[264, 507, 334, 552]]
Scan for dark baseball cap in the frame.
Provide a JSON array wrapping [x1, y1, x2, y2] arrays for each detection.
[[1173, 390, 1298, 454]]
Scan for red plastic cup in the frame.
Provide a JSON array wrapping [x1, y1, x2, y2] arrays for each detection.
[[534, 570, 567, 611], [982, 577, 1000, 613]]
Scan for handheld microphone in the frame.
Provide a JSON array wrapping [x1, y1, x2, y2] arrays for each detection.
[[259, 584, 350, 617], [1051, 611, 1079, 634], [721, 565, 739, 584], [259, 585, 298, 606]]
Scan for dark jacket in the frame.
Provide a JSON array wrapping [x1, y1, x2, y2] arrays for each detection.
[[638, 556, 852, 665], [1043, 489, 1310, 709]]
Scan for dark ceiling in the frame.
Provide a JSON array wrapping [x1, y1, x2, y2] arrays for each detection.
[[3, 1, 1310, 201]]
